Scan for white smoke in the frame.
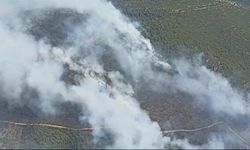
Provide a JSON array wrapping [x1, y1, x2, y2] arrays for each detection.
[[171, 58, 249, 116], [0, 0, 167, 148], [0, 0, 249, 149], [170, 135, 225, 149]]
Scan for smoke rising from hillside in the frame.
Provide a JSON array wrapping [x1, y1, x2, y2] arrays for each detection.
[[0, 0, 249, 148]]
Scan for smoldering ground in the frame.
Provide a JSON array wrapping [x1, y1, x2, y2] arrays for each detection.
[[0, 0, 249, 149]]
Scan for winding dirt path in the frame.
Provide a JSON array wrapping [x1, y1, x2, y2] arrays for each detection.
[[162, 121, 224, 134], [0, 120, 249, 148], [162, 121, 249, 148], [0, 120, 95, 131]]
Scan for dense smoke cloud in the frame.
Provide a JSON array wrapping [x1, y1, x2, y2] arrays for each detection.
[[171, 58, 249, 116], [0, 0, 249, 148], [0, 0, 167, 148]]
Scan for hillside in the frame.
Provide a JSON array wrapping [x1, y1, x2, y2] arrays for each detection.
[[112, 0, 250, 90], [0, 0, 250, 149]]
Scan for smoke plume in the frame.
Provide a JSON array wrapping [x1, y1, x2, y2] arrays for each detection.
[[0, 0, 249, 148]]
